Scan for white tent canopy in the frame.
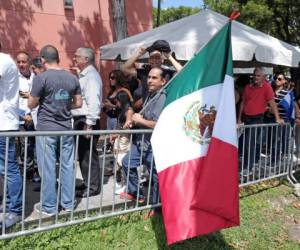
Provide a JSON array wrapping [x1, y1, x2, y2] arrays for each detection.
[[100, 9, 300, 68], [234, 67, 273, 75]]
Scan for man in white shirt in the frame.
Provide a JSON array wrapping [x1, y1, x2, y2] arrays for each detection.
[[17, 52, 34, 115], [16, 52, 36, 177], [0, 51, 23, 228], [72, 47, 103, 198]]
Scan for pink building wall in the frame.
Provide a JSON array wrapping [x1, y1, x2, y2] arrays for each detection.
[[0, 0, 153, 127], [0, 0, 152, 66]]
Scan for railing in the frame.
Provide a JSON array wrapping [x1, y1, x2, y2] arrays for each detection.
[[238, 123, 294, 187], [0, 123, 298, 240]]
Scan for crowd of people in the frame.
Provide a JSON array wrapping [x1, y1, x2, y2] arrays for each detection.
[[0, 40, 182, 228], [0, 38, 299, 229], [236, 67, 300, 176]]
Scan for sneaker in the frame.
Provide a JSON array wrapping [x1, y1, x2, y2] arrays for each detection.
[[61, 200, 77, 212], [32, 171, 41, 183], [0, 213, 21, 229], [114, 183, 125, 195], [119, 192, 145, 204], [62, 207, 73, 213], [34, 203, 56, 216]]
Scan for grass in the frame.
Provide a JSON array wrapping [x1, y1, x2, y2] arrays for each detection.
[[0, 181, 300, 249]]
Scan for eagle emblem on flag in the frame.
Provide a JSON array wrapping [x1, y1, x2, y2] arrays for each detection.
[[183, 102, 217, 145]]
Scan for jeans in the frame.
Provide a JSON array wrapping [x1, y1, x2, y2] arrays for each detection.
[[36, 135, 75, 213], [106, 117, 117, 130], [242, 114, 264, 170], [19, 123, 36, 170], [122, 143, 159, 205], [0, 136, 22, 215]]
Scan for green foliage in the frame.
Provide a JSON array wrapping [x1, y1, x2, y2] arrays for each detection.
[[204, 0, 300, 45], [153, 6, 201, 27]]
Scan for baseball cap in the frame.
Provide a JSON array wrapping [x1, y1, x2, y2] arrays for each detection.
[[146, 40, 171, 54]]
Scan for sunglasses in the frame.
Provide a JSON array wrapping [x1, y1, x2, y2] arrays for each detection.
[[109, 76, 115, 80], [276, 77, 283, 81]]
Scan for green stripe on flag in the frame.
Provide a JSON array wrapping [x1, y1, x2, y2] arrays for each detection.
[[165, 22, 233, 107]]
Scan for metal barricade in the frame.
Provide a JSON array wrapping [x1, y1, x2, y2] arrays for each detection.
[[238, 123, 295, 187], [0, 123, 298, 240], [0, 130, 159, 240]]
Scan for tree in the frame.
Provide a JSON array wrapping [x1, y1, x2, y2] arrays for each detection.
[[204, 0, 300, 83], [152, 6, 201, 27], [111, 0, 127, 41], [156, 0, 162, 27], [204, 0, 300, 45]]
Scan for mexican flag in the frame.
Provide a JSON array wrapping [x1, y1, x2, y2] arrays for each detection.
[[151, 22, 239, 245]]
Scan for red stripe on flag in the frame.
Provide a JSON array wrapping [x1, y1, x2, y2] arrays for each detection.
[[158, 137, 239, 245], [190, 137, 240, 223]]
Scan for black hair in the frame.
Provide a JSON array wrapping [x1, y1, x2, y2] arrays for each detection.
[[274, 72, 285, 78], [109, 69, 127, 88], [149, 66, 167, 79], [116, 91, 132, 125], [32, 57, 43, 68], [40, 44, 59, 63], [116, 91, 132, 109]]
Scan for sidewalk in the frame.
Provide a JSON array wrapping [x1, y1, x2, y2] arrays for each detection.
[[0, 157, 127, 223]]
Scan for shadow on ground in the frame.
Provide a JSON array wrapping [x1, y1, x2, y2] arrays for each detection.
[[150, 215, 232, 250]]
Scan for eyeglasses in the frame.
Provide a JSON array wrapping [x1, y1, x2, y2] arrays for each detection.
[[109, 76, 115, 80], [276, 77, 283, 81]]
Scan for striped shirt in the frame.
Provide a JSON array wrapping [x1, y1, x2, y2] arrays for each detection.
[[274, 88, 289, 120]]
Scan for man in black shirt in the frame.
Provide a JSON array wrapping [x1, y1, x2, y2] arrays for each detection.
[[28, 45, 82, 216]]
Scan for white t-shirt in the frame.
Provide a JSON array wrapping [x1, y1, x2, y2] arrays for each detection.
[[0, 53, 20, 131], [19, 72, 34, 114]]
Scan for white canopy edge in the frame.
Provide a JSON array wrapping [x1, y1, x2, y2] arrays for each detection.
[[100, 9, 300, 68]]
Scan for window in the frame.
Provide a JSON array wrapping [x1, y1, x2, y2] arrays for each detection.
[[64, 0, 73, 9]]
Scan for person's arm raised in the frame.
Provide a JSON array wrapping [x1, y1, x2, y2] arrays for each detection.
[[121, 47, 146, 76], [163, 52, 182, 72]]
